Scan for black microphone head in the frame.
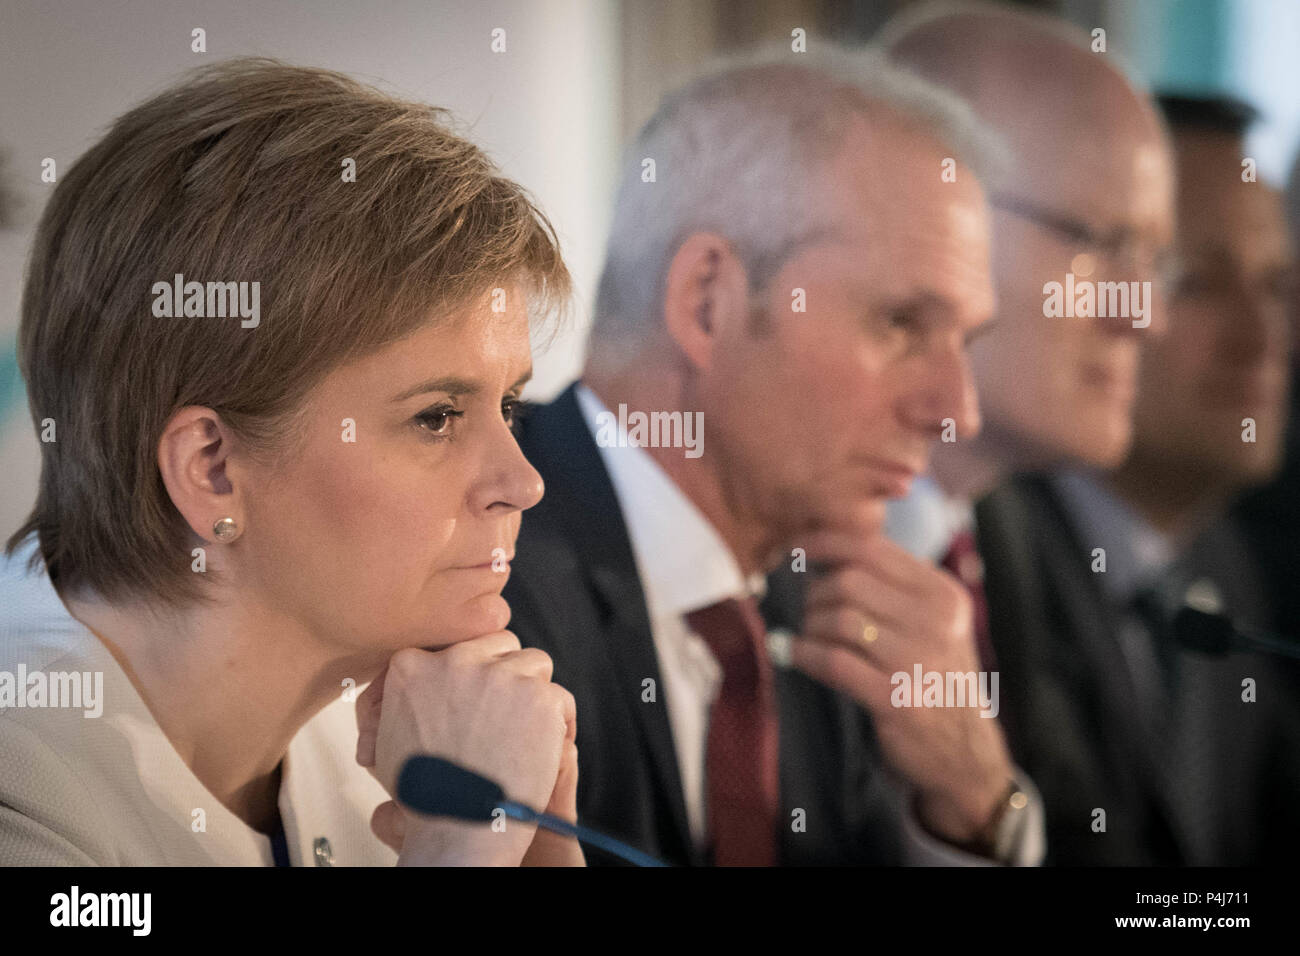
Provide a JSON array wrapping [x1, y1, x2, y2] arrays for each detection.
[[1172, 605, 1235, 656], [397, 756, 506, 821]]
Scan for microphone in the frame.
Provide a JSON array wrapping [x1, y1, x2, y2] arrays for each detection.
[[397, 754, 506, 821], [1172, 605, 1300, 661], [396, 755, 668, 867]]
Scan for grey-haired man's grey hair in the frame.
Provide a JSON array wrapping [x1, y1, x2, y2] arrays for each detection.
[[587, 41, 1005, 372]]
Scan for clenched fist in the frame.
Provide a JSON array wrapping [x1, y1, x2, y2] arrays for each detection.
[[355, 632, 581, 866]]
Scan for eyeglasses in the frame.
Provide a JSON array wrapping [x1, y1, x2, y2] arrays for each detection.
[[990, 192, 1175, 284]]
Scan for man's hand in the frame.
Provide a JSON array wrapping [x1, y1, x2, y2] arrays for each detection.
[[355, 632, 577, 866], [790, 527, 1015, 850]]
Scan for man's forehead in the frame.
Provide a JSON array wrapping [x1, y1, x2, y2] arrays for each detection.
[[822, 248, 994, 316], [831, 164, 990, 235], [1179, 185, 1293, 259], [1047, 134, 1172, 218], [833, 110, 982, 186]]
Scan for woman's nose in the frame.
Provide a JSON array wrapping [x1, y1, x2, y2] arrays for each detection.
[[476, 422, 544, 514]]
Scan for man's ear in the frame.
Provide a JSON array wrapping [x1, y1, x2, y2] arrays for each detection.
[[157, 406, 244, 543], [662, 232, 749, 372]]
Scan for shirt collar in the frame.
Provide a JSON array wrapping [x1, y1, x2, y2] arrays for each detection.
[[574, 384, 763, 619], [1050, 468, 1176, 602], [885, 473, 974, 563]]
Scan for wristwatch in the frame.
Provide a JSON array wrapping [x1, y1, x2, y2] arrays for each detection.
[[976, 779, 1031, 861]]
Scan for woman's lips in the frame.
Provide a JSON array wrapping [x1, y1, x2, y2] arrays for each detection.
[[450, 552, 513, 572]]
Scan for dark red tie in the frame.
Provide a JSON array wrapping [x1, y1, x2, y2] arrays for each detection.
[[685, 596, 780, 866], [939, 529, 997, 673]]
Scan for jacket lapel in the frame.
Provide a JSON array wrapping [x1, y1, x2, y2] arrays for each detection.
[[519, 385, 695, 860]]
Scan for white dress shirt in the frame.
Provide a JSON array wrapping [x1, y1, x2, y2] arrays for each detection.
[[885, 473, 976, 563], [576, 385, 1045, 865], [0, 533, 397, 866]]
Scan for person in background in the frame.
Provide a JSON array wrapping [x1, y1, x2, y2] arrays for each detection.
[[502, 44, 1047, 867], [877, 2, 1179, 862], [1235, 148, 1300, 651], [1000, 93, 1300, 864]]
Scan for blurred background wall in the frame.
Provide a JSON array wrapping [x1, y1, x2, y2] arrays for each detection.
[[0, 0, 621, 536], [2, 0, 1298, 539]]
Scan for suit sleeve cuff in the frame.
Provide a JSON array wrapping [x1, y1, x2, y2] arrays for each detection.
[[900, 766, 1046, 866]]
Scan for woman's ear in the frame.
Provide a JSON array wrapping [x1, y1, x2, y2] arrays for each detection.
[[662, 232, 750, 373], [157, 407, 244, 543]]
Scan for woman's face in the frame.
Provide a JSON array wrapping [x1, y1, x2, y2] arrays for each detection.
[[237, 289, 543, 655]]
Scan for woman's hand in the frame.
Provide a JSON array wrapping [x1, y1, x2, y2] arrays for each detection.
[[369, 729, 585, 866], [355, 632, 576, 866], [520, 711, 585, 866]]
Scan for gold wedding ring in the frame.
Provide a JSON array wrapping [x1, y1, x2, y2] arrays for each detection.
[[860, 620, 879, 646]]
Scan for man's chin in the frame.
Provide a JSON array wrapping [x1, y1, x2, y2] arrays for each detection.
[[1023, 413, 1131, 472], [809, 497, 888, 536], [1074, 429, 1133, 471]]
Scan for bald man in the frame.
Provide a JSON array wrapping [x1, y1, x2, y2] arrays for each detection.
[[876, 4, 1186, 863], [881, 4, 1172, 502], [1040, 95, 1300, 865]]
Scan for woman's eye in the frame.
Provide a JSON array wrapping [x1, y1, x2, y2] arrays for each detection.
[[503, 398, 528, 431], [415, 405, 463, 436]]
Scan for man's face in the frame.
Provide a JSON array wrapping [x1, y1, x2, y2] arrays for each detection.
[[966, 97, 1175, 469], [699, 116, 993, 537], [1130, 130, 1293, 485], [237, 288, 544, 658]]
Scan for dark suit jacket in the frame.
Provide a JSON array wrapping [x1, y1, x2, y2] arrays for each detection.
[[502, 385, 908, 865], [1236, 371, 1300, 645], [976, 474, 1300, 865]]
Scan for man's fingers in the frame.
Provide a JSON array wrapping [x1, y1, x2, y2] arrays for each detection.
[[801, 605, 896, 665], [800, 529, 925, 593], [790, 637, 893, 711], [803, 565, 913, 630]]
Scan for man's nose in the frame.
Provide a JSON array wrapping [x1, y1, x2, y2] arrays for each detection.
[[1090, 257, 1169, 339], [904, 344, 981, 442]]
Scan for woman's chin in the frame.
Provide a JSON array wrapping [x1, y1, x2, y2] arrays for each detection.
[[420, 592, 513, 649]]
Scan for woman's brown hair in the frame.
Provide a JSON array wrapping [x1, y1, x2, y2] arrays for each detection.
[[7, 58, 569, 605]]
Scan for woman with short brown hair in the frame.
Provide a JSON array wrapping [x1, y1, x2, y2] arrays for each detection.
[[0, 59, 580, 866]]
